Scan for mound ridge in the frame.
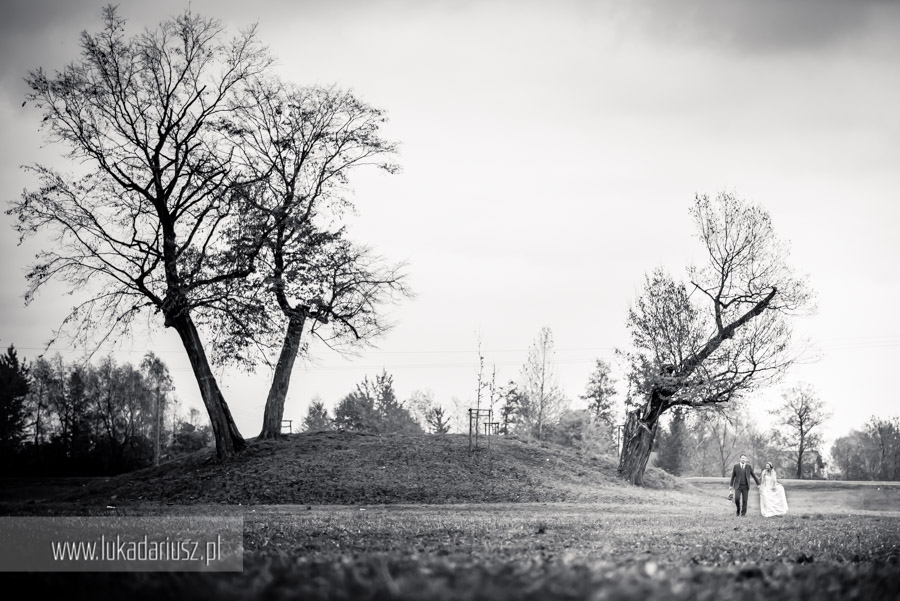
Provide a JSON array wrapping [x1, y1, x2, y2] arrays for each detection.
[[60, 432, 681, 505]]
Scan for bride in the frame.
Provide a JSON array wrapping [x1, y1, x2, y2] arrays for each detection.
[[759, 462, 788, 517]]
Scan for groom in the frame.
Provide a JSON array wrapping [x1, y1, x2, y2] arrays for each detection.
[[729, 454, 760, 517]]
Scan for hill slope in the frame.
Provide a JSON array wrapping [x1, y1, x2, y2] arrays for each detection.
[[58, 432, 681, 505]]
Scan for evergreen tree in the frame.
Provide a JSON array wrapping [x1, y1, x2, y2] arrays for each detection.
[[655, 406, 688, 475], [425, 406, 452, 434], [303, 397, 333, 432], [0, 345, 30, 469], [581, 359, 617, 426], [498, 381, 526, 435], [333, 371, 421, 433], [334, 389, 379, 432]]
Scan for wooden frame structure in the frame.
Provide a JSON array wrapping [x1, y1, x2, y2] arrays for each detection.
[[468, 408, 497, 450]]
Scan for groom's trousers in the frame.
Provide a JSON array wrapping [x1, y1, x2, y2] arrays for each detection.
[[734, 486, 749, 515]]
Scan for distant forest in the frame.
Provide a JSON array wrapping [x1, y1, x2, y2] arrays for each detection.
[[0, 345, 209, 476]]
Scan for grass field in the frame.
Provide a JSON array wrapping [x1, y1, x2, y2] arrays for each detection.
[[2, 496, 899, 600], [2, 433, 899, 600]]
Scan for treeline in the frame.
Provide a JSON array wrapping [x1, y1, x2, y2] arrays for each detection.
[[299, 328, 620, 456], [652, 405, 827, 480], [830, 417, 900, 481], [300, 368, 620, 457], [653, 383, 834, 479], [0, 345, 211, 476], [653, 401, 900, 482]]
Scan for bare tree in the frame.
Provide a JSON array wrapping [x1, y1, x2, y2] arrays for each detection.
[[705, 408, 749, 477], [771, 383, 830, 479], [24, 357, 54, 449], [520, 327, 567, 440], [9, 8, 274, 458], [141, 352, 173, 467], [212, 79, 409, 439], [867, 417, 900, 481], [744, 423, 777, 473], [449, 396, 467, 434], [406, 390, 435, 429], [617, 192, 812, 485], [406, 389, 454, 434], [470, 335, 492, 442]]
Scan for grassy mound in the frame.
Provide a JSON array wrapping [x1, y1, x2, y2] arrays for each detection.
[[58, 432, 680, 505]]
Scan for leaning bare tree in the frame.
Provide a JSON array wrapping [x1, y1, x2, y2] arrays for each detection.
[[8, 8, 273, 457], [214, 79, 409, 438], [617, 192, 812, 485]]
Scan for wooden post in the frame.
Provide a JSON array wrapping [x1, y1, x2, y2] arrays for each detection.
[[469, 408, 494, 451]]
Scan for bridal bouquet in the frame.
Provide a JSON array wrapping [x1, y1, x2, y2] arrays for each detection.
[[727, 488, 734, 501]]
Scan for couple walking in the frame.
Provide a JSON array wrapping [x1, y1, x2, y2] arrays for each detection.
[[729, 454, 788, 517]]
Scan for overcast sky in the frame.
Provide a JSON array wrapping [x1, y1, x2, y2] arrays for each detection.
[[2, 0, 899, 453]]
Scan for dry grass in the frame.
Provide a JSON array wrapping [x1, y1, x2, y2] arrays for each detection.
[[3, 500, 899, 600], [43, 432, 679, 506]]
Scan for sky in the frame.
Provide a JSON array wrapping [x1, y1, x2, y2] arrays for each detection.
[[1, 0, 899, 455]]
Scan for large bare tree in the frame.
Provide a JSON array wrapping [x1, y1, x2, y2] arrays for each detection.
[[8, 8, 273, 457], [771, 382, 830, 479], [213, 80, 409, 438], [617, 192, 812, 485]]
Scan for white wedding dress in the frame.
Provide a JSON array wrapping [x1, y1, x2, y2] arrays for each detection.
[[759, 470, 788, 517]]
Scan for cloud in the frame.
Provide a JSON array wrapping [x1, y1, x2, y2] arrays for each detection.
[[602, 0, 900, 54], [0, 1, 108, 96]]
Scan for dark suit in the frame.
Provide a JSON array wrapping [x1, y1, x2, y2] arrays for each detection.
[[729, 462, 760, 516]]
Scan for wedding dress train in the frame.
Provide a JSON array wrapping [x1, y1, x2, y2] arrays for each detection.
[[759, 470, 788, 517]]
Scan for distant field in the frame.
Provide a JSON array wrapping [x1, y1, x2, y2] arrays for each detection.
[[686, 477, 900, 516]]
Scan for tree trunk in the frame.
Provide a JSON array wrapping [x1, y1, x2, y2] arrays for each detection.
[[170, 313, 245, 458], [259, 314, 306, 439], [618, 390, 667, 485], [154, 385, 161, 467], [34, 381, 44, 448]]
